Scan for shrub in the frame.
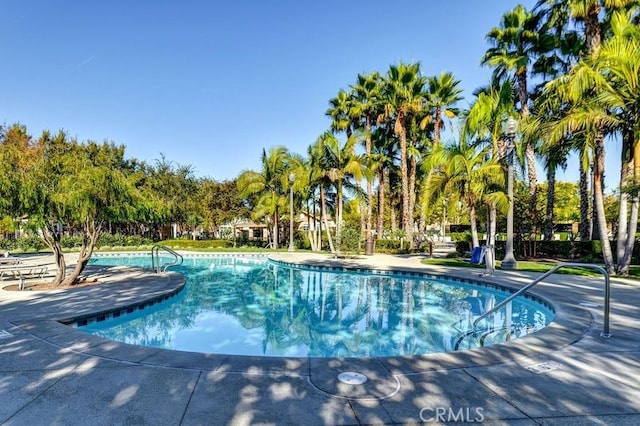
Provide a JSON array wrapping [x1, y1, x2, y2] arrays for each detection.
[[0, 238, 17, 251], [61, 236, 83, 248], [16, 236, 46, 252], [161, 239, 234, 249], [336, 224, 361, 254]]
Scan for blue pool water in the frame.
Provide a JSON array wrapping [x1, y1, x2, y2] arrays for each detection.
[[81, 255, 554, 358]]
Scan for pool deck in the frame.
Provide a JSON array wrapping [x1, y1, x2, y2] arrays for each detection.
[[1, 252, 639, 425]]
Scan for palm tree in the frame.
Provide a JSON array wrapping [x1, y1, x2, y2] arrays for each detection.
[[536, 0, 637, 264], [382, 62, 426, 248], [370, 124, 397, 239], [307, 140, 335, 253], [482, 5, 552, 235], [351, 71, 384, 238], [326, 89, 356, 137], [423, 141, 505, 249], [426, 72, 464, 146], [237, 146, 291, 249], [463, 81, 516, 251], [315, 131, 364, 245]]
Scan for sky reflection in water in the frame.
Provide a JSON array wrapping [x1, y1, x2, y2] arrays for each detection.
[[83, 255, 554, 357]]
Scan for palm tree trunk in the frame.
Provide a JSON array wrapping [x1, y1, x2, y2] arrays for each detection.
[[408, 153, 417, 249], [336, 182, 343, 241], [469, 203, 479, 248], [616, 134, 632, 264], [579, 155, 590, 240], [365, 117, 373, 236], [396, 115, 412, 246], [376, 167, 385, 239], [273, 210, 279, 249], [516, 70, 537, 242], [434, 108, 442, 145], [593, 131, 614, 273], [320, 187, 335, 254], [544, 164, 556, 241], [390, 194, 397, 233], [618, 134, 640, 275]]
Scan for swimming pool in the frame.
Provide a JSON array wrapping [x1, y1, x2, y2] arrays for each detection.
[[80, 254, 554, 357]]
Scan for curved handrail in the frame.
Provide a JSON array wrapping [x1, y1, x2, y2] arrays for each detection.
[[151, 245, 183, 273], [472, 263, 611, 338]]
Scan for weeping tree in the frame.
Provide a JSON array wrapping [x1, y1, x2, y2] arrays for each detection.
[[19, 129, 154, 286]]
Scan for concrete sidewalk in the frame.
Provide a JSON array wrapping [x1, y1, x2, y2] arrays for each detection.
[[1, 252, 639, 425]]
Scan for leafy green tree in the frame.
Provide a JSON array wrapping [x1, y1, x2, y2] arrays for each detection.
[[200, 178, 248, 237], [11, 128, 152, 286]]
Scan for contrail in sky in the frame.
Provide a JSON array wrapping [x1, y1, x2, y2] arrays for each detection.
[[75, 55, 96, 70]]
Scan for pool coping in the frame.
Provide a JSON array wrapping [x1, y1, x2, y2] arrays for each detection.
[[9, 253, 595, 380]]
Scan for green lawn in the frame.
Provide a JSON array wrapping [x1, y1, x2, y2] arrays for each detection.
[[421, 257, 640, 280]]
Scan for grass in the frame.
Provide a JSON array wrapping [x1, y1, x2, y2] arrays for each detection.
[[421, 256, 640, 280]]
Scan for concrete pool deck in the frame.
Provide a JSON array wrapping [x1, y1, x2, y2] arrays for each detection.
[[0, 252, 639, 425]]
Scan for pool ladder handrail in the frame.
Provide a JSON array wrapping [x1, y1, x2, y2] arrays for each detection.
[[151, 245, 183, 273], [472, 262, 611, 338]]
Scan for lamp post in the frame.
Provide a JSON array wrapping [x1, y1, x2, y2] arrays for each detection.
[[288, 172, 295, 252], [501, 116, 518, 269]]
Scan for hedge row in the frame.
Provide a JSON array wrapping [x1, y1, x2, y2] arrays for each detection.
[[161, 239, 233, 249], [455, 239, 640, 263], [0, 233, 155, 252]]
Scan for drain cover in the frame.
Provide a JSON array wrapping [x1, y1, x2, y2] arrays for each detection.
[[579, 302, 603, 307], [524, 361, 563, 374], [0, 330, 13, 340], [337, 372, 368, 385]]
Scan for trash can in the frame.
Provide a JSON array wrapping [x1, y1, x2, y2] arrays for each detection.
[[365, 237, 374, 255]]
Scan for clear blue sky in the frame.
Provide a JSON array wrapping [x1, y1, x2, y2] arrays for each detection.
[[1, 1, 620, 187]]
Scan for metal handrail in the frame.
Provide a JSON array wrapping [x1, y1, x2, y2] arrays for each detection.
[[473, 263, 611, 338], [151, 245, 183, 273]]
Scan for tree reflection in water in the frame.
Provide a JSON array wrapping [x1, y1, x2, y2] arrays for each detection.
[[83, 256, 554, 357]]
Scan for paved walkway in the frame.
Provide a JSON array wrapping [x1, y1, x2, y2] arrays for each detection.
[[0, 252, 639, 425]]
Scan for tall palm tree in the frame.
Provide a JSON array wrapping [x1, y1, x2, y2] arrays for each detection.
[[482, 5, 552, 234], [580, 11, 640, 274], [539, 0, 637, 272], [370, 124, 397, 239], [326, 89, 356, 138], [237, 146, 291, 249], [308, 139, 335, 253], [382, 62, 426, 248], [426, 72, 464, 146], [536, 0, 637, 263], [315, 131, 364, 242], [351, 71, 383, 238], [463, 81, 516, 251]]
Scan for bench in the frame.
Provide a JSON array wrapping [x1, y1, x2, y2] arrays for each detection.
[[0, 257, 22, 266], [0, 264, 49, 290]]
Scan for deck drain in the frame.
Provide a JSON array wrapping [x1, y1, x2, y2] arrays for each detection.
[[337, 372, 368, 385], [524, 361, 563, 374], [579, 302, 603, 307], [0, 329, 13, 339]]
